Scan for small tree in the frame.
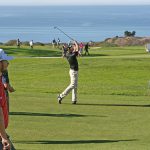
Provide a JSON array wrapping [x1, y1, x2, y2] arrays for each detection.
[[131, 31, 136, 37], [124, 31, 136, 37], [124, 31, 132, 37]]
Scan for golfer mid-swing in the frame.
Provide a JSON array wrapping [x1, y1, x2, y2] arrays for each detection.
[[58, 41, 79, 104]]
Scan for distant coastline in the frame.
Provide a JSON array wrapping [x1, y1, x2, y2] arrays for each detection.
[[99, 36, 150, 46], [1, 36, 150, 47]]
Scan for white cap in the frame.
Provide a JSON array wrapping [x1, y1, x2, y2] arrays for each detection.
[[0, 49, 14, 61]]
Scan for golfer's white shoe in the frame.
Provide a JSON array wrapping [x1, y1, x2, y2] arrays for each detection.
[[57, 94, 62, 104]]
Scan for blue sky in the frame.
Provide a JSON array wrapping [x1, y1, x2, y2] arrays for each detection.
[[0, 0, 150, 5]]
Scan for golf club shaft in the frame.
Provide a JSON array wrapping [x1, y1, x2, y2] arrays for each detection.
[[54, 27, 75, 41]]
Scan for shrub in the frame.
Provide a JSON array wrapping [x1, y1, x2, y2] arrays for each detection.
[[4, 40, 16, 46]]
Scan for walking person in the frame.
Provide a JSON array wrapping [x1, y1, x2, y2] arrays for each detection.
[[29, 40, 34, 49], [57, 41, 79, 104], [84, 42, 90, 56]]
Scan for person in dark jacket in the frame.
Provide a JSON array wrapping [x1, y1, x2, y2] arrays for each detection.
[[84, 42, 90, 55]]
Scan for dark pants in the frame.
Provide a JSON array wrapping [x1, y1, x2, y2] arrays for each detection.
[[85, 49, 89, 55]]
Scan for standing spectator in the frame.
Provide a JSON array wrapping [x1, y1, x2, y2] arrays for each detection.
[[68, 40, 71, 46], [0, 49, 14, 150], [52, 38, 56, 48], [79, 42, 84, 56], [0, 108, 10, 150], [62, 43, 68, 57], [84, 43, 90, 56], [29, 40, 34, 49], [57, 38, 60, 48], [2, 63, 15, 113], [0, 76, 10, 150], [16, 39, 21, 48]]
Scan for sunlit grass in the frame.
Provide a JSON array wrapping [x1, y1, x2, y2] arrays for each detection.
[[5, 45, 150, 150]]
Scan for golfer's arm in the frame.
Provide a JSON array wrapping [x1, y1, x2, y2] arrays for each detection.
[[0, 107, 7, 139], [74, 41, 79, 52]]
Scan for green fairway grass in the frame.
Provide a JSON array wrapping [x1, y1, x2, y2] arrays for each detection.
[[3, 45, 150, 149], [0, 45, 147, 57], [1, 45, 62, 57]]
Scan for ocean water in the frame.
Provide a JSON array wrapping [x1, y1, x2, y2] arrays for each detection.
[[0, 5, 150, 43]]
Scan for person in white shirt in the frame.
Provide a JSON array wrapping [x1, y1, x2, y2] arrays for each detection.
[[29, 40, 34, 49]]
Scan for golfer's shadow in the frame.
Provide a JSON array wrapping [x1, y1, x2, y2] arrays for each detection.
[[9, 112, 86, 117], [77, 103, 150, 108], [10, 112, 107, 118], [14, 139, 137, 145]]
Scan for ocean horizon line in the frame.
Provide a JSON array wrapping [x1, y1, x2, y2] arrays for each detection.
[[0, 5, 150, 6]]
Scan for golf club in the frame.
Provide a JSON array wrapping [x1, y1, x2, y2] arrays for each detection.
[[54, 26, 75, 41]]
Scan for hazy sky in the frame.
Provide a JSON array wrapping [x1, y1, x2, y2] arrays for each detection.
[[0, 0, 150, 5]]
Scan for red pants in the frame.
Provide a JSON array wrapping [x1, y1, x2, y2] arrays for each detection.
[[0, 78, 8, 129]]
